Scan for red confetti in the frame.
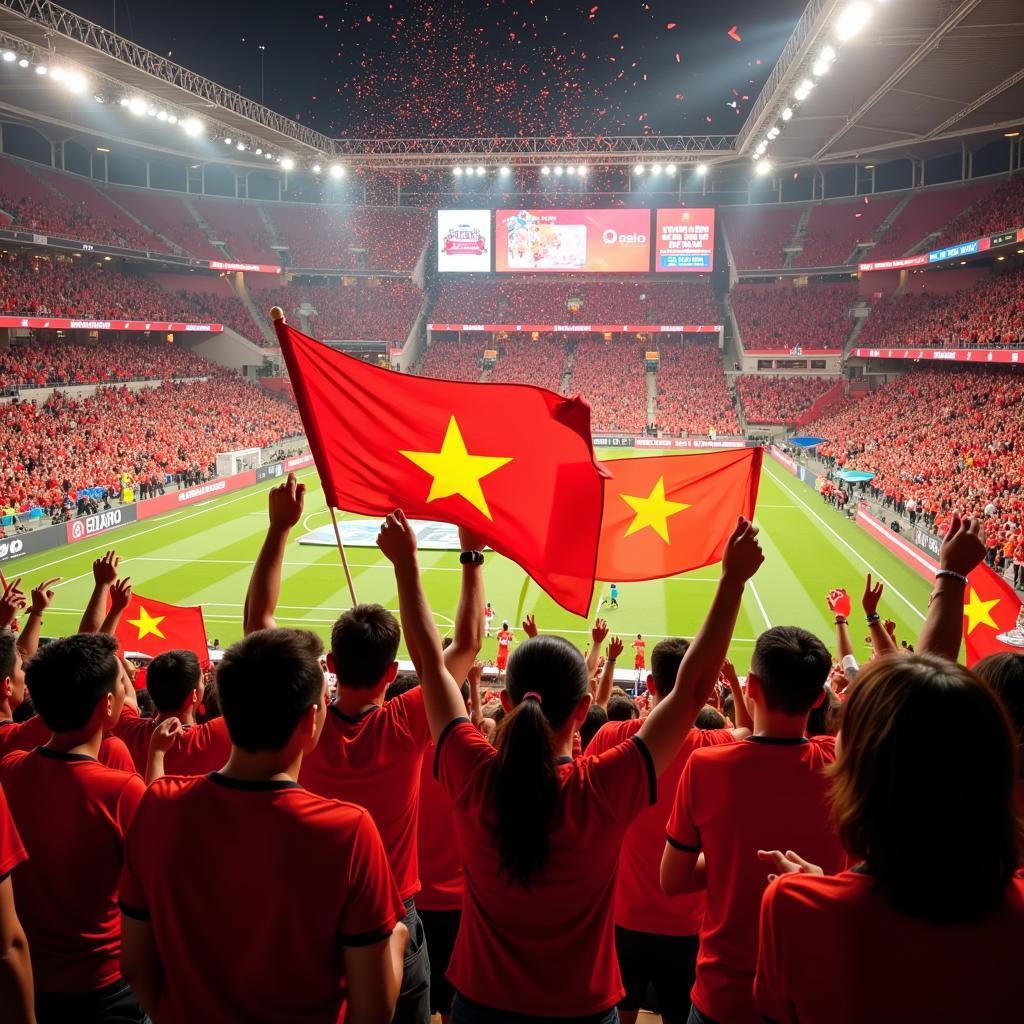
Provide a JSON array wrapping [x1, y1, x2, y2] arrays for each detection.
[[675, 53, 680, 62], [728, 25, 741, 42], [667, 23, 676, 30]]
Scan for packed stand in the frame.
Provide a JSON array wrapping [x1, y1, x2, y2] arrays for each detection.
[[936, 172, 1024, 249], [0, 337, 212, 393], [192, 198, 277, 265], [106, 188, 222, 261], [736, 374, 838, 424], [267, 205, 431, 272], [0, 374, 302, 516], [858, 268, 1024, 348], [794, 196, 900, 268], [655, 339, 740, 435], [731, 282, 856, 350], [487, 337, 567, 391], [417, 337, 484, 381], [569, 340, 649, 432], [811, 366, 1024, 556], [720, 205, 803, 270]]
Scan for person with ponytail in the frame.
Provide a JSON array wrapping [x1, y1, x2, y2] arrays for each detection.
[[378, 510, 764, 1023]]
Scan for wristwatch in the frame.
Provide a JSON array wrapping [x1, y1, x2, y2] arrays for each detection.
[[459, 550, 485, 565]]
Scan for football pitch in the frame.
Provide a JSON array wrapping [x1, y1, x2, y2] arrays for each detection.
[[6, 450, 934, 673]]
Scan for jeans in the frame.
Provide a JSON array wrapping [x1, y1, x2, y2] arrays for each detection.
[[452, 993, 619, 1024], [35, 980, 148, 1024], [393, 898, 431, 1024]]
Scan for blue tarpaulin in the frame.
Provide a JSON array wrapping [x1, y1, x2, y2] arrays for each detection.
[[789, 436, 828, 448], [836, 469, 876, 483]]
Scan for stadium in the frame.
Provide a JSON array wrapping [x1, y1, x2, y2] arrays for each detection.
[[0, 1, 1021, 1022]]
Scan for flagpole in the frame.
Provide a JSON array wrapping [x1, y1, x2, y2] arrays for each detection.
[[271, 306, 359, 609]]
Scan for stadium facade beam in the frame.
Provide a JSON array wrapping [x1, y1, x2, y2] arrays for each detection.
[[924, 66, 1024, 140]]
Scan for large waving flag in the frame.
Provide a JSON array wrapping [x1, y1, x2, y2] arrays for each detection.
[[114, 592, 209, 665], [596, 448, 762, 582], [272, 313, 606, 615], [963, 562, 1024, 667]]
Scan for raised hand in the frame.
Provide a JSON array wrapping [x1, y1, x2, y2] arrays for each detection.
[[826, 587, 852, 618], [268, 472, 306, 531], [939, 511, 986, 577], [30, 577, 61, 615], [722, 517, 765, 585], [458, 524, 489, 553], [862, 574, 884, 617], [720, 657, 740, 689], [884, 618, 897, 638], [521, 613, 538, 638], [150, 717, 183, 755], [93, 550, 120, 586], [376, 509, 418, 566], [757, 848, 824, 884], [0, 577, 26, 628], [109, 577, 133, 613], [607, 636, 624, 660], [467, 661, 484, 687], [591, 618, 609, 646]]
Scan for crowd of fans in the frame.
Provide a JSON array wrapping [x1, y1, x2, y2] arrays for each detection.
[[0, 374, 302, 515], [720, 205, 802, 271], [487, 337, 567, 391], [0, 338, 212, 393], [731, 282, 857, 350], [794, 196, 900, 268], [936, 172, 1024, 249], [736, 374, 839, 424], [417, 337, 484, 381], [810, 367, 1024, 551], [569, 340, 650, 432], [106, 188, 223, 262], [858, 267, 1024, 349], [655, 339, 740, 435]]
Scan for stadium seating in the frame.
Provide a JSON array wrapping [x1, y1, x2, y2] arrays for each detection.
[[655, 339, 740, 435], [151, 272, 268, 341], [488, 337, 567, 391], [569, 340, 649, 432], [794, 196, 900, 268], [107, 187, 223, 261], [736, 374, 836, 424], [418, 337, 484, 381], [720, 205, 803, 271], [858, 267, 1024, 348], [0, 375, 302, 514], [730, 282, 856, 349], [935, 173, 1024, 249], [193, 197, 278, 265]]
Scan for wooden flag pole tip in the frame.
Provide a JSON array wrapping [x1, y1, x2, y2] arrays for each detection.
[[270, 306, 285, 321]]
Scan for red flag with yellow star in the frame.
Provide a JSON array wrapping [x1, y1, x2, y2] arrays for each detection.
[[963, 562, 1024, 667], [272, 316, 606, 615], [113, 592, 209, 666], [596, 448, 762, 582]]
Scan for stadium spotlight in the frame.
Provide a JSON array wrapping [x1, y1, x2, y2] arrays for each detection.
[[182, 117, 203, 136], [18, 57, 29, 68], [499, 165, 511, 176], [93, 93, 105, 103], [311, 163, 322, 174], [666, 164, 677, 175], [767, 126, 780, 140], [236, 141, 246, 150], [577, 165, 587, 176], [541, 166, 551, 175], [566, 165, 576, 176], [820, 45, 837, 63], [329, 163, 344, 179], [158, 110, 170, 122], [794, 79, 814, 101], [554, 165, 564, 175], [265, 152, 273, 160], [280, 157, 295, 171], [453, 166, 463, 176], [223, 137, 232, 145], [1, 50, 15, 62], [812, 58, 831, 76], [50, 66, 64, 81], [634, 164, 644, 175], [782, 106, 794, 121], [696, 163, 708, 176], [168, 114, 178, 125], [63, 70, 88, 95], [755, 160, 773, 176], [34, 64, 47, 75], [476, 165, 486, 176], [652, 163, 663, 175], [836, 2, 871, 42], [128, 96, 147, 115], [147, 106, 158, 117]]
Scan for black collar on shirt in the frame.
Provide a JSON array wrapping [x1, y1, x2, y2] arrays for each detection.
[[328, 703, 380, 724], [207, 771, 300, 791], [34, 746, 97, 762], [554, 755, 574, 765], [744, 735, 809, 745]]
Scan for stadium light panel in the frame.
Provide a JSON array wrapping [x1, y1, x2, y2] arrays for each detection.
[[820, 45, 837, 63], [782, 106, 793, 121], [652, 163, 663, 175], [158, 110, 170, 122], [812, 59, 830, 76], [634, 164, 644, 175], [182, 117, 203, 136], [666, 164, 677, 175], [168, 114, 178, 125], [1, 51, 15, 62], [17, 58, 29, 68], [554, 165, 564, 175], [119, 96, 129, 107], [311, 163, 322, 174], [541, 166, 550, 175], [280, 157, 295, 170], [476, 165, 486, 176], [223, 137, 232, 145], [93, 93, 105, 103], [128, 96, 147, 115], [756, 160, 773, 176], [236, 141, 246, 150], [794, 79, 814, 101], [696, 163, 708, 176], [499, 165, 511, 175], [836, 2, 871, 42], [767, 126, 780, 139], [50, 66, 65, 81], [264, 152, 273, 160], [329, 164, 344, 179], [567, 166, 577, 176], [453, 166, 463, 176], [147, 106, 157, 117], [34, 64, 47, 75], [577, 165, 587, 176]]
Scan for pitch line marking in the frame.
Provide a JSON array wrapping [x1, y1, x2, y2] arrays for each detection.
[[748, 579, 772, 630], [763, 466, 925, 621]]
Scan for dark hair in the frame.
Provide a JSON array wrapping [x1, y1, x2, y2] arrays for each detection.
[[579, 704, 608, 751], [974, 653, 1024, 771], [331, 604, 400, 689], [750, 626, 831, 716], [492, 635, 589, 887], [832, 654, 1022, 921], [135, 689, 157, 719], [218, 629, 324, 753], [385, 672, 420, 702], [806, 685, 842, 737], [607, 694, 638, 721], [650, 637, 690, 697], [0, 629, 16, 682], [145, 649, 202, 713], [695, 705, 727, 729], [26, 633, 120, 732]]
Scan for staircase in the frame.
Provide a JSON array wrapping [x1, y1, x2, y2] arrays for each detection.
[[843, 304, 871, 353], [232, 274, 276, 345], [848, 191, 916, 266], [646, 370, 657, 426], [783, 205, 814, 269], [257, 206, 290, 267], [183, 198, 229, 258], [559, 340, 578, 394]]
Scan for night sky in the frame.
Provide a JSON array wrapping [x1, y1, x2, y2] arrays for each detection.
[[61, 1, 806, 138]]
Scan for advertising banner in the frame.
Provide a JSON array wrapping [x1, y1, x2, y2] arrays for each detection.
[[0, 316, 223, 333], [427, 322, 721, 334], [655, 208, 715, 272], [0, 526, 65, 565], [437, 210, 492, 273], [136, 470, 258, 520], [495, 208, 651, 273], [591, 436, 636, 448], [853, 347, 1023, 364], [65, 505, 138, 544], [208, 260, 282, 274]]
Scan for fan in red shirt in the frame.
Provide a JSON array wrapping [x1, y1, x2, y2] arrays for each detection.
[[242, 473, 484, 1024], [662, 626, 846, 1024], [631, 634, 646, 671], [119, 627, 408, 1024], [587, 644, 749, 1024], [495, 622, 514, 681], [0, 632, 147, 1024], [755, 654, 1024, 1023], [0, 781, 32, 1024], [377, 508, 764, 1022]]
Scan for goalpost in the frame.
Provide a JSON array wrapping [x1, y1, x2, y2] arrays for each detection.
[[215, 447, 262, 477]]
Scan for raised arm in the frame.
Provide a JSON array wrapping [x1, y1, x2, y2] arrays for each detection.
[[441, 527, 486, 685], [0, 876, 33, 1024], [80, 551, 119, 634], [720, 657, 753, 736], [98, 577, 133, 637], [16, 578, 60, 660], [0, 577, 26, 635], [638, 518, 764, 776], [917, 512, 985, 661], [595, 636, 622, 709], [467, 661, 485, 728], [826, 587, 855, 663], [585, 618, 609, 681], [862, 574, 897, 656], [243, 473, 305, 635]]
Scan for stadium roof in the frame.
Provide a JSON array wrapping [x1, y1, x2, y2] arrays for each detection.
[[0, 0, 1021, 174]]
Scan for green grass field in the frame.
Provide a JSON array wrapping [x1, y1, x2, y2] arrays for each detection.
[[5, 450, 934, 673]]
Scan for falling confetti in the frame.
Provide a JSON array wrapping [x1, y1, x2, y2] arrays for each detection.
[[728, 25, 742, 42]]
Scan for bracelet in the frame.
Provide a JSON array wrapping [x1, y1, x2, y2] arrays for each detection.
[[866, 613, 880, 624], [834, 616, 847, 625], [935, 569, 968, 585]]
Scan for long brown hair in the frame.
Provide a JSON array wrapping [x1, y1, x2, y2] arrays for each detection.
[[831, 653, 1022, 921]]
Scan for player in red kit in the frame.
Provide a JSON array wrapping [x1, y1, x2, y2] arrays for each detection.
[[495, 621, 513, 682], [632, 634, 646, 687]]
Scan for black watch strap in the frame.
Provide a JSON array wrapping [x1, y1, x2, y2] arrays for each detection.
[[459, 550, 485, 565]]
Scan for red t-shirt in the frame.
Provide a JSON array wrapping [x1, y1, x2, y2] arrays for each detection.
[[113, 706, 231, 776], [0, 782, 27, 878], [416, 744, 463, 911], [632, 640, 646, 667], [299, 686, 431, 901], [588, 720, 737, 935], [0, 747, 145, 993], [437, 719, 656, 1016], [0, 719, 134, 773], [666, 735, 843, 1024], [755, 871, 1024, 1023], [119, 773, 405, 1024]]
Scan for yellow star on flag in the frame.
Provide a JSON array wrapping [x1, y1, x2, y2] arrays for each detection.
[[399, 415, 513, 520], [127, 605, 166, 641], [620, 475, 691, 543], [963, 587, 1000, 635]]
